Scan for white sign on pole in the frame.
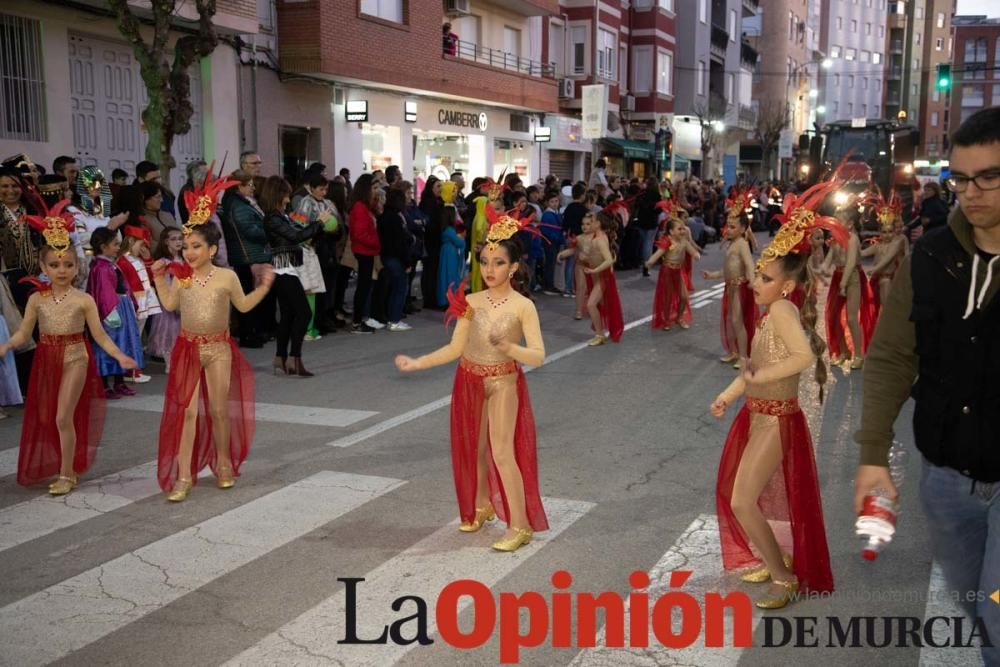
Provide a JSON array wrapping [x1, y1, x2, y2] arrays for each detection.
[[582, 84, 608, 140], [778, 129, 794, 159]]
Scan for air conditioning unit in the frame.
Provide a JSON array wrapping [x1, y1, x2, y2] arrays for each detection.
[[558, 78, 575, 99], [444, 0, 470, 16], [621, 94, 636, 112]]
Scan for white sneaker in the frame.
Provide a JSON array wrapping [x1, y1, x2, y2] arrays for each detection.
[[127, 372, 152, 384], [304, 333, 323, 341], [364, 318, 386, 330], [387, 321, 412, 331], [0, 407, 7, 420]]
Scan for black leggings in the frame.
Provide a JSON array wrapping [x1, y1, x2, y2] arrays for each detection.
[[273, 273, 310, 358], [353, 254, 375, 324]]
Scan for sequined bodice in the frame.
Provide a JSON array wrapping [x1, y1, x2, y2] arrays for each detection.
[[747, 314, 799, 401], [36, 292, 88, 335], [178, 283, 231, 333], [723, 242, 745, 281], [464, 305, 524, 365], [576, 234, 594, 266], [664, 243, 686, 266]]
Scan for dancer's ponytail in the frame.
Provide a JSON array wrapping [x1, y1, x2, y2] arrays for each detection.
[[782, 253, 827, 402]]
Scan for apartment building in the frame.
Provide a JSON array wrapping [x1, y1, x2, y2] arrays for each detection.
[[819, 0, 887, 123], [0, 0, 253, 192], [949, 16, 1000, 132], [883, 0, 928, 124], [916, 0, 955, 158]]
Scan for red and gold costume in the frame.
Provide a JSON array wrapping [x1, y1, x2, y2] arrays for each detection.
[[824, 241, 877, 360], [860, 190, 906, 317], [581, 228, 624, 343], [651, 236, 692, 329], [716, 189, 759, 357], [714, 178, 845, 599]]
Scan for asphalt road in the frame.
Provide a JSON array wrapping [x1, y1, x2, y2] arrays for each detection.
[[0, 235, 985, 667]]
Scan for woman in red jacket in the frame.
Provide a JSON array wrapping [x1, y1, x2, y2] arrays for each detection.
[[348, 174, 382, 334]]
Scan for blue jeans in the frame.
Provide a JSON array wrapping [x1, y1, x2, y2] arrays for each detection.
[[382, 257, 407, 324], [919, 458, 999, 664], [564, 254, 575, 293], [641, 228, 658, 265]]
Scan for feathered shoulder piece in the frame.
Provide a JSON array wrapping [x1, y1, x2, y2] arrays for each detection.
[[18, 276, 52, 295], [484, 204, 539, 251], [757, 178, 848, 272], [166, 261, 194, 288], [23, 199, 75, 258], [444, 277, 472, 328], [655, 235, 673, 252], [183, 161, 237, 235], [654, 198, 675, 216], [604, 196, 633, 218]]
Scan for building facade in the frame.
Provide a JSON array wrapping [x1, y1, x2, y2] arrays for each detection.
[[883, 0, 928, 125], [949, 16, 1000, 132], [916, 0, 955, 159], [819, 0, 887, 123], [0, 0, 252, 193]]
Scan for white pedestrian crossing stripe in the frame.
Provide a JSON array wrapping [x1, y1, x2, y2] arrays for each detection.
[[113, 395, 378, 427], [0, 447, 18, 479], [0, 471, 404, 667], [223, 497, 595, 666], [0, 461, 159, 553]]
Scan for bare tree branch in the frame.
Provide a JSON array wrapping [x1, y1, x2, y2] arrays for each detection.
[[753, 99, 789, 176]]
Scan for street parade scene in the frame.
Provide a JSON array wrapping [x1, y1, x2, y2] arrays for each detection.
[[0, 0, 998, 665]]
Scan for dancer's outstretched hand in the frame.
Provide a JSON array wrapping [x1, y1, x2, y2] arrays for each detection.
[[150, 259, 169, 279], [116, 354, 139, 370], [395, 354, 419, 372], [709, 398, 727, 418]]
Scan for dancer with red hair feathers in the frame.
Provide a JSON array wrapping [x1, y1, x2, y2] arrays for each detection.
[[860, 189, 907, 318], [582, 211, 624, 346], [646, 200, 700, 330], [151, 166, 274, 502], [710, 177, 845, 609], [396, 207, 548, 553], [0, 201, 137, 495]]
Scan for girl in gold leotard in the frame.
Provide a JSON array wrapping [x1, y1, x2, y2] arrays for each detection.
[[396, 213, 548, 553]]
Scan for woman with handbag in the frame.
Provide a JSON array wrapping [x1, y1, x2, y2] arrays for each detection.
[[259, 176, 323, 376]]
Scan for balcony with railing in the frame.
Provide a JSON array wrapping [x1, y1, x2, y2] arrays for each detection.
[[742, 0, 759, 17], [710, 25, 729, 59], [887, 66, 903, 80], [448, 39, 555, 78], [889, 39, 904, 54], [740, 41, 758, 67], [738, 103, 756, 128]]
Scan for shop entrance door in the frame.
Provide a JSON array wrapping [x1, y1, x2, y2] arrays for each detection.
[[280, 126, 321, 186]]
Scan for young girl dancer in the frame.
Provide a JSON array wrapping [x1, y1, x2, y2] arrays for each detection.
[[860, 190, 906, 317], [821, 206, 876, 368], [582, 211, 624, 346], [0, 203, 136, 494], [86, 227, 145, 398], [557, 212, 594, 322], [151, 173, 274, 502], [703, 190, 757, 366], [395, 210, 548, 553], [147, 227, 183, 370], [647, 204, 700, 330], [710, 180, 842, 609]]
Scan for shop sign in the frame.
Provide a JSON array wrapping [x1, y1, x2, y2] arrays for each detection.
[[582, 84, 608, 140], [346, 100, 368, 123], [438, 109, 488, 132]]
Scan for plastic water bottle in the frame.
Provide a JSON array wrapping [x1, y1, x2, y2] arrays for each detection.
[[856, 442, 907, 561]]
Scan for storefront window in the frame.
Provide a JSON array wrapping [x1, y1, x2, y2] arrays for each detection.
[[361, 123, 400, 172], [493, 139, 531, 184]]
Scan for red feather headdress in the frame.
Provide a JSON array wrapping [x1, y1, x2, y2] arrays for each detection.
[[757, 177, 849, 272], [182, 160, 236, 235], [861, 187, 902, 232], [483, 204, 540, 251], [725, 186, 758, 221], [23, 199, 75, 258], [166, 260, 194, 288]]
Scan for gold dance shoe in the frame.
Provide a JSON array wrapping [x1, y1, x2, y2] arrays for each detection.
[[850, 357, 865, 370], [587, 334, 606, 347], [49, 475, 77, 496], [216, 466, 236, 489], [492, 528, 533, 553], [167, 478, 193, 502], [719, 354, 739, 364], [678, 322, 690, 329], [755, 578, 799, 609], [740, 553, 793, 583], [458, 505, 496, 532]]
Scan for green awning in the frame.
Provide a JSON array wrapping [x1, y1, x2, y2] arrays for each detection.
[[602, 138, 654, 160]]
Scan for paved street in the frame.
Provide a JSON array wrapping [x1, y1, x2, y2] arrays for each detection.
[[0, 237, 984, 667]]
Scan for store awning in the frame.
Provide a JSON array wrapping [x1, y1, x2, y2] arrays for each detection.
[[601, 138, 654, 160]]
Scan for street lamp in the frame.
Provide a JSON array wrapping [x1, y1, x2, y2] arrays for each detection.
[[712, 120, 725, 132], [816, 105, 827, 115], [821, 58, 833, 69], [809, 88, 819, 98]]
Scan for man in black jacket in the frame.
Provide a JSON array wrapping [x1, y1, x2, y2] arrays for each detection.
[[855, 107, 1000, 662]]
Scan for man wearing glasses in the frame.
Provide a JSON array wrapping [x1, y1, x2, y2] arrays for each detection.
[[240, 151, 263, 177], [855, 106, 1000, 663]]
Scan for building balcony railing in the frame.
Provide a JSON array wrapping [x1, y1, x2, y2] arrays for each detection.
[[889, 40, 904, 54], [887, 66, 903, 80], [740, 41, 758, 67], [738, 103, 756, 128], [448, 39, 555, 78], [886, 94, 901, 106], [711, 25, 729, 55], [742, 0, 759, 17]]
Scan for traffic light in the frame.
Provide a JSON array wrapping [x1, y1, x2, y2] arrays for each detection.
[[936, 63, 951, 90]]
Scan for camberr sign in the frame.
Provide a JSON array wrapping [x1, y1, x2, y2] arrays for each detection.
[[438, 109, 488, 132]]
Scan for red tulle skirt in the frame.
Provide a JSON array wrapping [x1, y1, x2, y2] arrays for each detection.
[[157, 331, 255, 491], [869, 271, 893, 318], [716, 397, 834, 594], [825, 267, 877, 359], [450, 358, 548, 531], [720, 280, 758, 355], [585, 269, 624, 342], [17, 334, 106, 486], [652, 263, 691, 329]]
